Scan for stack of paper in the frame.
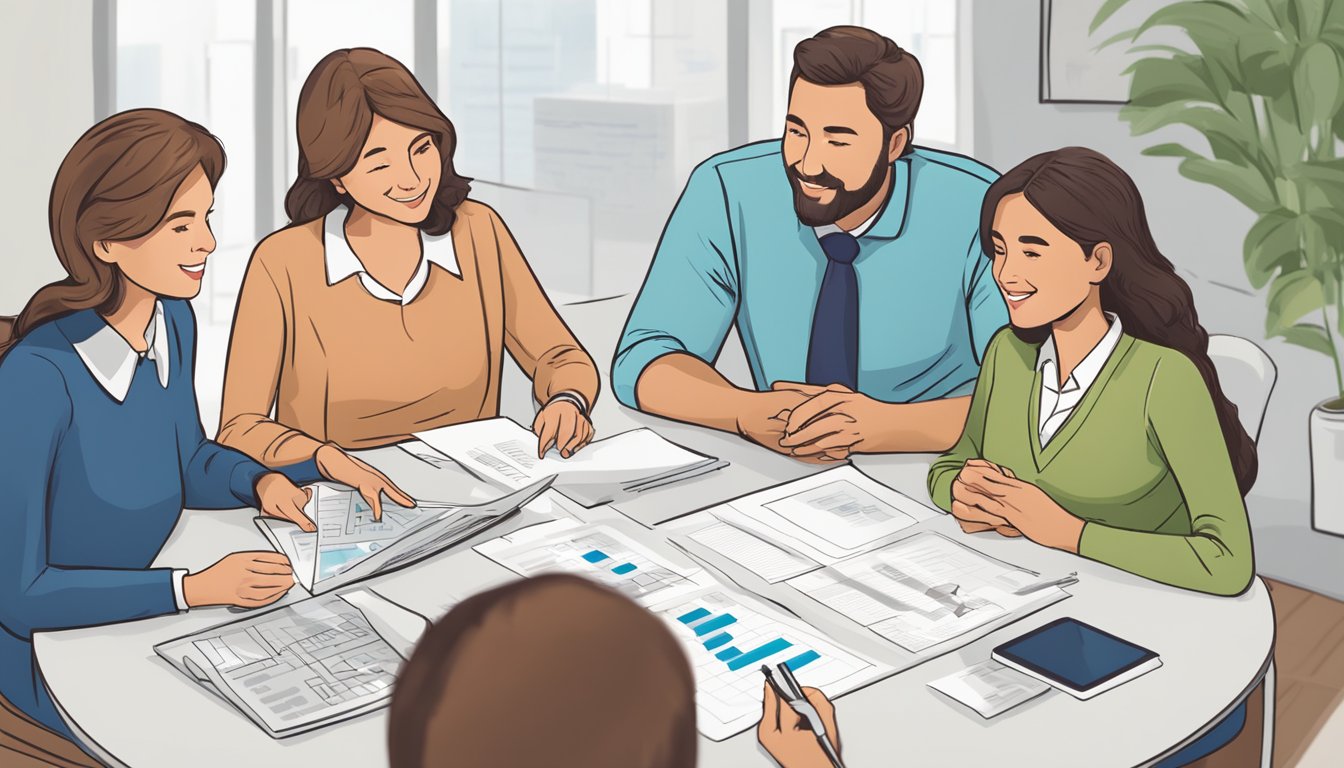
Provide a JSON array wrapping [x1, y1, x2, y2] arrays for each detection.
[[410, 417, 727, 507], [256, 478, 553, 594], [154, 589, 434, 738]]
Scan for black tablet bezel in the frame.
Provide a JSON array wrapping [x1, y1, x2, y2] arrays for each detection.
[[993, 616, 1158, 693]]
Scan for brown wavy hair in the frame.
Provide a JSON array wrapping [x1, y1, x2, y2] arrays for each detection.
[[791, 25, 923, 153], [981, 147, 1258, 495], [0, 109, 225, 359], [388, 574, 696, 768], [285, 48, 471, 235]]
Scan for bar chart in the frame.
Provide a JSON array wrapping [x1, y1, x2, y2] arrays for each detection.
[[652, 587, 888, 740], [480, 523, 713, 606]]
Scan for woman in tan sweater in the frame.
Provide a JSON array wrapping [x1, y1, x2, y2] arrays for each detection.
[[219, 48, 600, 511]]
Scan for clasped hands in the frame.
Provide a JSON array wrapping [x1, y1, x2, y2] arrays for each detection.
[[949, 459, 1084, 553], [738, 381, 883, 463]]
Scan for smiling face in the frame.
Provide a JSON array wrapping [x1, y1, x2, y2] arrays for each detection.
[[989, 193, 1112, 330], [782, 78, 905, 227], [332, 113, 441, 224], [95, 164, 216, 300]]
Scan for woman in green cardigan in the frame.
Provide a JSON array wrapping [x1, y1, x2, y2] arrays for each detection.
[[927, 146, 1257, 597]]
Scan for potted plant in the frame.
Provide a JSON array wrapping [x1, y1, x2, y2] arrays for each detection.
[[1096, 0, 1344, 534]]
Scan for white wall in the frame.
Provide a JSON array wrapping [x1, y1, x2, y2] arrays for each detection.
[[972, 0, 1344, 595], [0, 1, 95, 314]]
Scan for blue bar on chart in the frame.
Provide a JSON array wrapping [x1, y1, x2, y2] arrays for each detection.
[[784, 650, 820, 670], [582, 550, 610, 564], [612, 563, 637, 575], [677, 607, 711, 625], [726, 638, 793, 671], [716, 647, 742, 661], [694, 614, 738, 636], [702, 632, 733, 651]]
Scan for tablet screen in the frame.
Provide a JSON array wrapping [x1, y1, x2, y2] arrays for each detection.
[[994, 618, 1157, 692]]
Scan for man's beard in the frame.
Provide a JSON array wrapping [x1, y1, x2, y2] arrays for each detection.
[[787, 150, 892, 228]]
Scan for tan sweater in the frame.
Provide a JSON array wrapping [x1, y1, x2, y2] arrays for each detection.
[[218, 200, 599, 466]]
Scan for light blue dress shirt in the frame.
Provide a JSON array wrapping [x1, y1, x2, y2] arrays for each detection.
[[612, 141, 1008, 407]]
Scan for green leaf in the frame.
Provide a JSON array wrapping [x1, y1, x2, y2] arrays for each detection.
[[1175, 156, 1279, 212], [1279, 323, 1336, 356], [1266, 270, 1326, 334], [1244, 211, 1305, 287], [1142, 142, 1204, 160], [1127, 55, 1224, 107], [1293, 42, 1344, 135], [1292, 0, 1328, 36], [1091, 0, 1138, 34]]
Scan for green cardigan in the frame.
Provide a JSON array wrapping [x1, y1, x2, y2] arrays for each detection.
[[927, 329, 1254, 596]]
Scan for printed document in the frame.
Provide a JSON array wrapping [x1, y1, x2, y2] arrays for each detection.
[[257, 478, 552, 594], [412, 417, 726, 506], [155, 589, 431, 737], [788, 532, 1071, 652]]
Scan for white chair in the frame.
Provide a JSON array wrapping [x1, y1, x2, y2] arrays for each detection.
[[1207, 334, 1277, 443]]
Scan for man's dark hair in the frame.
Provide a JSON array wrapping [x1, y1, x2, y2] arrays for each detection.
[[790, 25, 923, 152]]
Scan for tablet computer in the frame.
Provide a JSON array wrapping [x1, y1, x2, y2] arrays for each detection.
[[991, 617, 1161, 700]]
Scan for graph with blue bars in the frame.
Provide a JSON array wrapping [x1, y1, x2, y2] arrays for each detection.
[[656, 588, 876, 735], [502, 527, 696, 605], [675, 605, 822, 673]]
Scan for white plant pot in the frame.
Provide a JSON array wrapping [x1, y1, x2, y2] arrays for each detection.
[[1310, 399, 1344, 536]]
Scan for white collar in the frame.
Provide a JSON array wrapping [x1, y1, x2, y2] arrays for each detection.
[[1037, 312, 1124, 394], [73, 301, 170, 402], [812, 206, 881, 240], [323, 205, 460, 304]]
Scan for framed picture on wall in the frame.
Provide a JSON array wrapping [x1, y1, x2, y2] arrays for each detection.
[[1039, 0, 1169, 104]]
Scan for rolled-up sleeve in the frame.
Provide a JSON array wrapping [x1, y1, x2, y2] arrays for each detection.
[[612, 162, 739, 408]]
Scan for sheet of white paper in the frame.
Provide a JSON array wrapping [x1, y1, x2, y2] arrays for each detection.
[[651, 586, 891, 741], [476, 522, 715, 606], [723, 467, 937, 561], [682, 515, 819, 583], [156, 592, 409, 737], [413, 418, 719, 504], [788, 532, 1070, 653], [928, 660, 1050, 718], [257, 480, 550, 594]]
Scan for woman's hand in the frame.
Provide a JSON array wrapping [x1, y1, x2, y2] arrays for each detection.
[[254, 472, 317, 532], [315, 444, 416, 521], [954, 462, 1085, 552], [950, 460, 1022, 537], [182, 552, 295, 608], [533, 398, 595, 459], [756, 682, 841, 768]]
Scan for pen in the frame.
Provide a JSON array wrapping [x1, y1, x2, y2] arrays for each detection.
[[1013, 571, 1079, 595], [760, 665, 790, 731]]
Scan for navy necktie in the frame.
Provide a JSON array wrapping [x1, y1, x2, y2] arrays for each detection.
[[806, 231, 860, 389]]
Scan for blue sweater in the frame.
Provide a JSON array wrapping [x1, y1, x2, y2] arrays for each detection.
[[0, 300, 319, 737]]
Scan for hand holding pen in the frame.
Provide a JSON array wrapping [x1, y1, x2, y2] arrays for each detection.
[[757, 665, 844, 768]]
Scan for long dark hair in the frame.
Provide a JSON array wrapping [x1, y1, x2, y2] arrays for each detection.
[[981, 147, 1258, 495], [0, 109, 225, 359], [285, 48, 471, 235]]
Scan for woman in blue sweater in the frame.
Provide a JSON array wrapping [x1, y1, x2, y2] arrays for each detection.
[[0, 110, 325, 764]]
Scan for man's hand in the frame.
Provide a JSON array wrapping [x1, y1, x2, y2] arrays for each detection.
[[533, 398, 595, 459], [756, 682, 841, 768], [953, 461, 1084, 552], [315, 444, 416, 522], [772, 382, 888, 460], [734, 389, 846, 463]]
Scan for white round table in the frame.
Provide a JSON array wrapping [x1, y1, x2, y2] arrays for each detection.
[[34, 296, 1275, 767]]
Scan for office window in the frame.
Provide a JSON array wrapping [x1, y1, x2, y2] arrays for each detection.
[[116, 1, 257, 328], [768, 0, 961, 149]]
